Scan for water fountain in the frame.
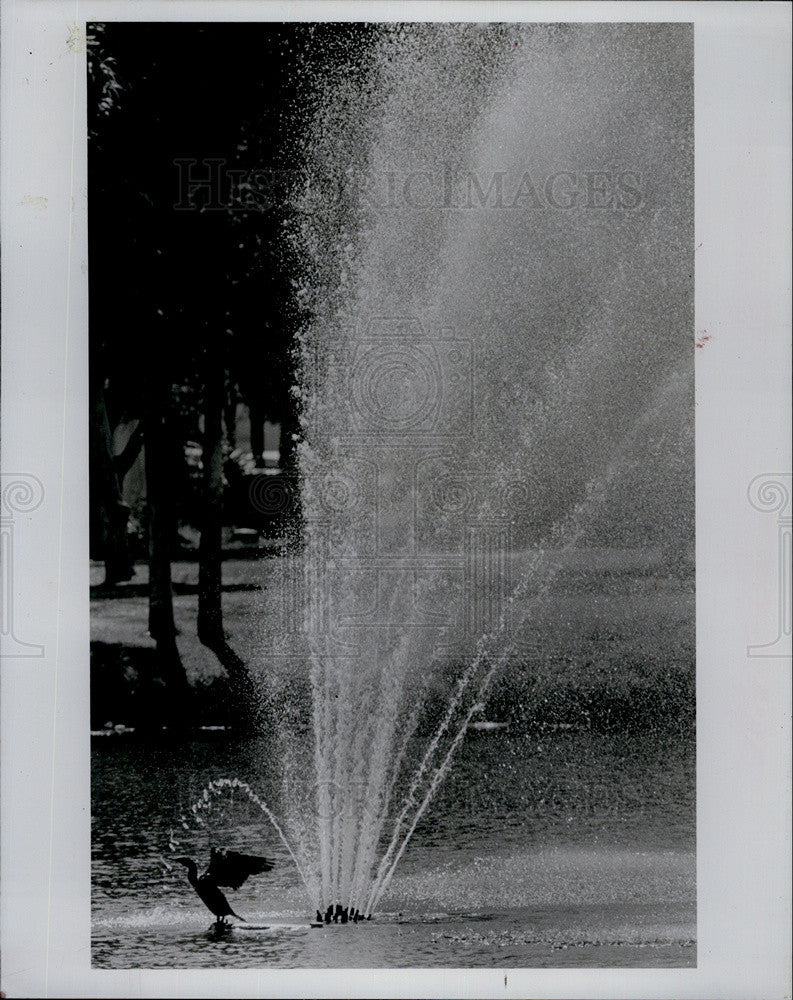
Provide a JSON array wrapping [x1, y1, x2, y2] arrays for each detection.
[[185, 22, 693, 926]]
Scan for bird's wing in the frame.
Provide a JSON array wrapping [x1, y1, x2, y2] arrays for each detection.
[[206, 849, 275, 889]]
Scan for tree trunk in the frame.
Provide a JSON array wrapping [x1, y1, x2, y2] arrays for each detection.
[[198, 344, 259, 729], [143, 383, 189, 725], [249, 397, 266, 468], [223, 376, 238, 450], [90, 380, 134, 585], [278, 396, 299, 476], [114, 421, 144, 481]]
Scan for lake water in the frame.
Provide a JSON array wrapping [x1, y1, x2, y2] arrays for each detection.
[[92, 727, 695, 968]]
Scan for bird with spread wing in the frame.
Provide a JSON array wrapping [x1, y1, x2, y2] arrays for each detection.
[[175, 847, 275, 923]]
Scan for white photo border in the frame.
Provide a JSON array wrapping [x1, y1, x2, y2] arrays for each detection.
[[1, 2, 791, 997]]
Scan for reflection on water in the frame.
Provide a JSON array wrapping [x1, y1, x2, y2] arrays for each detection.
[[92, 728, 695, 967]]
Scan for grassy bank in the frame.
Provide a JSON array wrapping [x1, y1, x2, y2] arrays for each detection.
[[91, 552, 694, 736]]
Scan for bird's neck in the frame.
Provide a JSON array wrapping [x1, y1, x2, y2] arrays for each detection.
[[185, 863, 199, 887]]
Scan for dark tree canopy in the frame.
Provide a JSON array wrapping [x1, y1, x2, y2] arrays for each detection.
[[87, 23, 382, 722], [89, 23, 303, 426], [88, 22, 383, 415]]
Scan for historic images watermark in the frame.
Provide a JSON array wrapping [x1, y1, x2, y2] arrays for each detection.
[[0, 474, 45, 657], [173, 158, 645, 214], [746, 473, 792, 659]]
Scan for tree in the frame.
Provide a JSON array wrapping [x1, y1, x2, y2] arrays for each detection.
[[197, 325, 259, 727], [87, 22, 377, 725], [89, 366, 133, 585], [142, 364, 190, 720]]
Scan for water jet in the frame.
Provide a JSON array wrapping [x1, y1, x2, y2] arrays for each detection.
[[183, 21, 693, 930]]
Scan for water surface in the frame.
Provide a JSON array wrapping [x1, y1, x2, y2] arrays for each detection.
[[92, 728, 695, 967]]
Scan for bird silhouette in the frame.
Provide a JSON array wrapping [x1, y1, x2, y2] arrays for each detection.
[[175, 847, 275, 924]]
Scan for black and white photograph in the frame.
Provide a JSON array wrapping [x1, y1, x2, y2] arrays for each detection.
[[0, 3, 790, 997], [87, 20, 695, 969]]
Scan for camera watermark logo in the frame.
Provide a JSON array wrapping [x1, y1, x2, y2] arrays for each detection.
[[350, 342, 442, 432], [311, 318, 473, 443], [276, 318, 525, 650], [747, 472, 791, 659], [1, 474, 45, 657]]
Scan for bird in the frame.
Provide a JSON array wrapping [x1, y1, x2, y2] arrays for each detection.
[[174, 847, 275, 924]]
